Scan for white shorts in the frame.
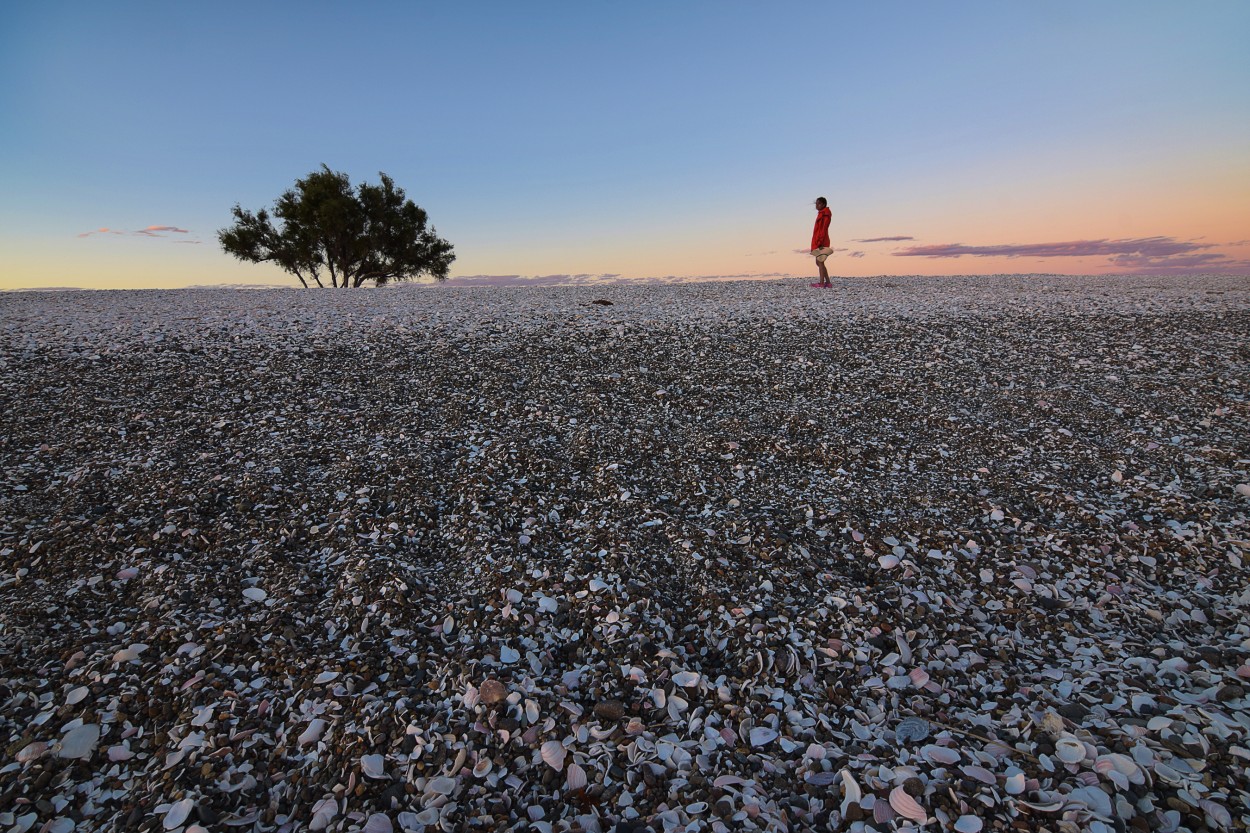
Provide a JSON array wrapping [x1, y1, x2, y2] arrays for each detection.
[[812, 247, 835, 263]]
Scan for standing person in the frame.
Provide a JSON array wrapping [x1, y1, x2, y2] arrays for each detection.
[[810, 197, 834, 288]]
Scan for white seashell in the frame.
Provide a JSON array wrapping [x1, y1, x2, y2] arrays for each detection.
[[107, 744, 134, 761], [242, 587, 267, 602], [878, 554, 900, 569], [920, 744, 960, 765], [588, 578, 609, 592], [59, 723, 100, 759], [1153, 763, 1183, 785], [960, 765, 996, 785], [1055, 735, 1086, 764], [1069, 785, 1112, 817], [908, 668, 930, 687], [299, 719, 327, 746], [361, 753, 386, 779], [314, 671, 339, 684], [672, 670, 701, 688], [426, 775, 457, 795], [396, 813, 421, 832], [112, 647, 140, 663], [1004, 772, 1025, 794], [16, 741, 48, 763], [566, 762, 588, 791], [889, 786, 927, 823], [473, 757, 493, 778], [499, 645, 520, 664], [309, 799, 338, 832], [46, 820, 73, 833], [540, 740, 566, 770], [10, 813, 37, 833], [163, 798, 195, 830], [66, 686, 89, 705], [1199, 799, 1232, 830], [116, 566, 139, 580], [363, 813, 393, 833], [874, 799, 896, 823], [954, 816, 983, 833], [749, 727, 778, 747], [839, 769, 861, 815]]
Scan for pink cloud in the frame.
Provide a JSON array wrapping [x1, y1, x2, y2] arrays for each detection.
[[893, 236, 1210, 260], [134, 225, 190, 237], [891, 235, 1249, 274], [79, 224, 191, 239], [849, 251, 866, 258], [854, 236, 914, 243]]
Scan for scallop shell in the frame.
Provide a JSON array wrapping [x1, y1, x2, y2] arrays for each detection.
[[889, 786, 927, 823], [540, 740, 566, 770], [1054, 735, 1086, 764], [749, 727, 778, 747], [566, 763, 588, 791]]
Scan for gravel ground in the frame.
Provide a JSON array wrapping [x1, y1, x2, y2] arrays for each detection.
[[1, 274, 1249, 833]]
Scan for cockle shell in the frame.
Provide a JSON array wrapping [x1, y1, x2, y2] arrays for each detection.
[[540, 740, 566, 770]]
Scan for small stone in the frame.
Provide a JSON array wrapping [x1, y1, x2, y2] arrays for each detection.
[[1216, 684, 1244, 702], [479, 679, 508, 705], [593, 700, 626, 721]]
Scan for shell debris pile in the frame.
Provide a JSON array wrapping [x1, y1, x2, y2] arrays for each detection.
[[1, 273, 1249, 833]]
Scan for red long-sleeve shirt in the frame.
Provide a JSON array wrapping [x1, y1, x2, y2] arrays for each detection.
[[811, 206, 832, 250]]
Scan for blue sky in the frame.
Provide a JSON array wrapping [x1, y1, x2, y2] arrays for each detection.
[[2, 1, 1248, 288]]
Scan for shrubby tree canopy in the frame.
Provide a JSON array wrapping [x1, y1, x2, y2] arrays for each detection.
[[218, 166, 455, 287]]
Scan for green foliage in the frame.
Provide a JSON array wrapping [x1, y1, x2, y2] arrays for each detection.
[[218, 166, 455, 287]]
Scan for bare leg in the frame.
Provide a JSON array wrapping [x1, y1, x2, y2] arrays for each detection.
[[817, 257, 830, 287]]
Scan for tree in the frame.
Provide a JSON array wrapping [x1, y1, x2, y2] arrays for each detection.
[[218, 166, 455, 287]]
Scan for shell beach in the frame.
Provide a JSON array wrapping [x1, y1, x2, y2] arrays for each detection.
[[1, 274, 1248, 832]]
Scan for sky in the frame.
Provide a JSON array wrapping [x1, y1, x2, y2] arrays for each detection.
[[1, 1, 1248, 290]]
